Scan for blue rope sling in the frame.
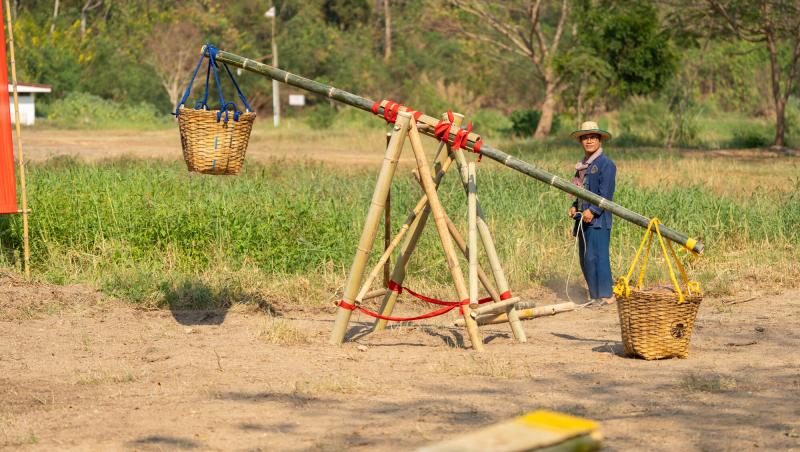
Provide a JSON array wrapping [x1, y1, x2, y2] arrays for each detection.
[[174, 44, 253, 123]]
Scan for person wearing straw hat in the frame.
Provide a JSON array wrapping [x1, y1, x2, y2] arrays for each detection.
[[568, 121, 616, 306]]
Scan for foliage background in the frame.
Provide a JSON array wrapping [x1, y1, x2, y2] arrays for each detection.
[[8, 0, 799, 147]]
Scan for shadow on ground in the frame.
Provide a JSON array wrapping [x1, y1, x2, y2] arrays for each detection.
[[162, 278, 279, 326]]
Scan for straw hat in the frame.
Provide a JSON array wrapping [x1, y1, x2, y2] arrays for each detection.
[[570, 121, 611, 141]]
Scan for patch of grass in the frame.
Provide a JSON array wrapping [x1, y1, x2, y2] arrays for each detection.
[[682, 373, 739, 393], [259, 318, 309, 345], [433, 355, 517, 379], [292, 376, 370, 395]]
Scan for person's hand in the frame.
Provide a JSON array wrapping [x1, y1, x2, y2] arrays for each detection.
[[568, 206, 577, 218], [582, 209, 594, 223]]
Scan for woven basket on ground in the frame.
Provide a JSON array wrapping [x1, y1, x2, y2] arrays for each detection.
[[617, 286, 702, 360], [614, 218, 703, 360], [177, 107, 256, 175]]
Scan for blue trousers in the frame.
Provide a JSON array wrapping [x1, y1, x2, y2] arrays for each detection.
[[577, 227, 613, 299]]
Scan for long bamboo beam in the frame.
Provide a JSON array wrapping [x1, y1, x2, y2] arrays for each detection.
[[215, 49, 704, 254]]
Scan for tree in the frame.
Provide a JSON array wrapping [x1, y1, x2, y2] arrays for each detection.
[[677, 0, 800, 148], [80, 0, 104, 39], [146, 21, 202, 108], [577, 0, 677, 102], [447, 0, 573, 138]]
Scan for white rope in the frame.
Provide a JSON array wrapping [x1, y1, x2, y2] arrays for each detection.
[[566, 212, 587, 305]]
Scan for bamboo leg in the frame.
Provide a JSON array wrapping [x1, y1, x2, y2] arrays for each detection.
[[383, 132, 392, 287], [454, 149, 527, 343], [372, 113, 464, 331], [468, 162, 478, 311], [407, 115, 483, 351], [329, 114, 411, 345], [4, 1, 30, 278]]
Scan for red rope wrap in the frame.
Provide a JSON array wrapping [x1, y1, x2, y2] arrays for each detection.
[[338, 280, 496, 322], [499, 291, 512, 300], [372, 100, 423, 124]]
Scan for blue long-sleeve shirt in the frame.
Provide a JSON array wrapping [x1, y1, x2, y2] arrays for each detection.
[[572, 153, 616, 230]]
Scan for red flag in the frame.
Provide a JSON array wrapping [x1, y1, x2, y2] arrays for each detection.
[[0, 0, 18, 214]]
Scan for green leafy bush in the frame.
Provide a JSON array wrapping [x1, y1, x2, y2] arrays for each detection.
[[305, 103, 337, 129], [471, 109, 512, 138], [46, 92, 169, 129], [730, 123, 772, 148]]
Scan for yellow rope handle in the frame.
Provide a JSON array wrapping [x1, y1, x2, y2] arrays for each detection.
[[614, 218, 701, 303]]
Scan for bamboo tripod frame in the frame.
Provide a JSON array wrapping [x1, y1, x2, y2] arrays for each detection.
[[329, 111, 525, 350]]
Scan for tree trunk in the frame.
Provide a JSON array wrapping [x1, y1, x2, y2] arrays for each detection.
[[773, 98, 786, 148], [383, 0, 392, 62], [50, 0, 59, 34], [766, 29, 786, 148], [534, 86, 557, 139]]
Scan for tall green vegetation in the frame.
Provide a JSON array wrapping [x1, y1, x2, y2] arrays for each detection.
[[0, 155, 796, 307]]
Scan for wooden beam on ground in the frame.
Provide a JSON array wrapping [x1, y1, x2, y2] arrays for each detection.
[[455, 302, 577, 327]]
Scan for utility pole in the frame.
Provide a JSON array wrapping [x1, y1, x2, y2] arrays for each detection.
[[266, 6, 280, 128]]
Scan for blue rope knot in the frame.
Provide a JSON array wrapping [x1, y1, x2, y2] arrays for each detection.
[[174, 43, 252, 122]]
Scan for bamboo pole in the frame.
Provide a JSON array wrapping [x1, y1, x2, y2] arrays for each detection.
[[453, 149, 526, 342], [468, 163, 478, 310], [329, 114, 411, 345], [4, 0, 29, 278], [372, 113, 464, 332], [455, 302, 577, 327], [384, 132, 392, 287], [406, 114, 483, 351], [216, 49, 703, 255]]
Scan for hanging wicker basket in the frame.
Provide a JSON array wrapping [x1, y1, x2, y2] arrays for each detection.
[[617, 287, 702, 360], [177, 107, 255, 175], [174, 44, 255, 176], [614, 218, 703, 360]]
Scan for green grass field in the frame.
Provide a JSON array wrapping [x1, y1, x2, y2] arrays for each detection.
[[0, 143, 797, 309]]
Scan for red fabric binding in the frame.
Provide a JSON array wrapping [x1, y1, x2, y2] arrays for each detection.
[[451, 122, 473, 150], [499, 291, 512, 300], [387, 279, 403, 293], [338, 299, 462, 322], [371, 102, 381, 115]]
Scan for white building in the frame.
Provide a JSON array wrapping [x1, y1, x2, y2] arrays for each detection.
[[7, 83, 52, 125]]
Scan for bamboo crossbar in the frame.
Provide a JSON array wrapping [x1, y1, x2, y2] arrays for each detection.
[[216, 49, 704, 254], [469, 297, 521, 318]]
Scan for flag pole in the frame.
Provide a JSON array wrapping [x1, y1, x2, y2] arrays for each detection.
[[4, 0, 30, 278]]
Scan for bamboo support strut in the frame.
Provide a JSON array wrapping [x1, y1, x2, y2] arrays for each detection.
[[444, 216, 501, 302], [216, 49, 703, 254], [4, 0, 30, 278], [329, 115, 410, 345], [406, 114, 483, 351]]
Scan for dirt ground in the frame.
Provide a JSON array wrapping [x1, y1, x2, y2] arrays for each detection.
[[2, 272, 798, 451]]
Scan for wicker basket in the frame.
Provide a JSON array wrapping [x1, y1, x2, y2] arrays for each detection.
[[617, 287, 702, 360], [177, 107, 256, 175], [614, 218, 703, 360]]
